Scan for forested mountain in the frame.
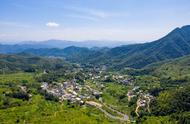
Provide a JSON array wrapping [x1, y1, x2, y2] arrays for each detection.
[[0, 54, 70, 73], [91, 25, 190, 68], [2, 0, 190, 123], [1, 25, 190, 124], [22, 46, 104, 63], [0, 25, 190, 69], [146, 55, 190, 81], [20, 25, 190, 69], [127, 54, 190, 79], [137, 55, 190, 123]]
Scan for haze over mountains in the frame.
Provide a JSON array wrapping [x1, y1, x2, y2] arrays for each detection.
[[0, 40, 129, 50], [1, 25, 190, 69], [2, 0, 190, 123]]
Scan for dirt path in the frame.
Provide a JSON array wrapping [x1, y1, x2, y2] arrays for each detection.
[[147, 97, 151, 113], [135, 99, 140, 117]]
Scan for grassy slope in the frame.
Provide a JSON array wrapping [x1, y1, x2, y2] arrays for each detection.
[[0, 95, 114, 124], [0, 73, 120, 124], [0, 73, 35, 84], [143, 55, 190, 85], [0, 54, 70, 73], [135, 55, 190, 123]]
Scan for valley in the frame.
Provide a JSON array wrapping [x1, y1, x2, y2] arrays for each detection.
[[1, 52, 190, 123], [1, 0, 190, 123], [1, 26, 190, 123]]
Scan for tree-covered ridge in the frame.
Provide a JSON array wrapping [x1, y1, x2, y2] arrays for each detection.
[[1, 25, 190, 123], [91, 25, 190, 69], [143, 55, 190, 82], [19, 25, 190, 69], [123, 55, 190, 123], [0, 54, 70, 73], [1, 52, 190, 123]]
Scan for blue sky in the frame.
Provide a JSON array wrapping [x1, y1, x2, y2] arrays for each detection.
[[0, 0, 190, 42]]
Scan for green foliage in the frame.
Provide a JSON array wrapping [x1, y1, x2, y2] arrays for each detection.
[[2, 31, 190, 123], [75, 72, 85, 85], [0, 95, 115, 124], [139, 116, 176, 124], [175, 112, 190, 124], [7, 91, 30, 101], [102, 83, 131, 115], [39, 90, 59, 102], [14, 26, 190, 69], [151, 86, 190, 116], [0, 54, 70, 73], [135, 75, 160, 92], [0, 73, 35, 84], [0, 72, 117, 123]]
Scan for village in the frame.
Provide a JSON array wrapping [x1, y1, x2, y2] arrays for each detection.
[[39, 68, 154, 121], [127, 86, 154, 117], [40, 79, 102, 104]]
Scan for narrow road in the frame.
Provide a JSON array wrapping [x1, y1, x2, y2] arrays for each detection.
[[135, 105, 140, 117], [146, 97, 151, 113], [102, 102, 129, 120], [135, 99, 140, 117], [86, 101, 129, 121], [85, 85, 129, 121], [98, 107, 128, 121]]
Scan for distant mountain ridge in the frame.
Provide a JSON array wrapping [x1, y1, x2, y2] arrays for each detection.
[[0, 44, 52, 54], [96, 25, 190, 68], [0, 40, 129, 53], [1, 25, 190, 69], [26, 25, 190, 69]]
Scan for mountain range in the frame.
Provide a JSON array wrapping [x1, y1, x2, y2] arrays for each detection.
[[1, 25, 190, 69], [0, 54, 69, 73], [0, 40, 129, 53]]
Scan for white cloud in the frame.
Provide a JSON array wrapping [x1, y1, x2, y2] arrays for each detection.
[[46, 22, 60, 27]]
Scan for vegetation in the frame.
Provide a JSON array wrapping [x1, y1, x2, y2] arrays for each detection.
[[1, 25, 190, 123], [10, 25, 190, 69], [130, 55, 190, 123], [0, 73, 117, 124], [0, 54, 71, 74]]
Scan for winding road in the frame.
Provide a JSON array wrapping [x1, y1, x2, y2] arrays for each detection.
[[85, 85, 129, 121], [86, 101, 129, 121]]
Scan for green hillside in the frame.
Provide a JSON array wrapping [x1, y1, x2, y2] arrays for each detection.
[[1, 51, 190, 123], [22, 25, 190, 69], [93, 25, 190, 69], [121, 55, 190, 123], [1, 25, 190, 123], [0, 54, 70, 73]]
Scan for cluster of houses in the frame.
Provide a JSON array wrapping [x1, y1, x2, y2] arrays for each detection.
[[138, 93, 154, 108], [88, 71, 134, 86], [40, 80, 102, 104], [127, 86, 154, 116], [135, 93, 154, 116], [19, 85, 32, 98], [127, 86, 140, 101]]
